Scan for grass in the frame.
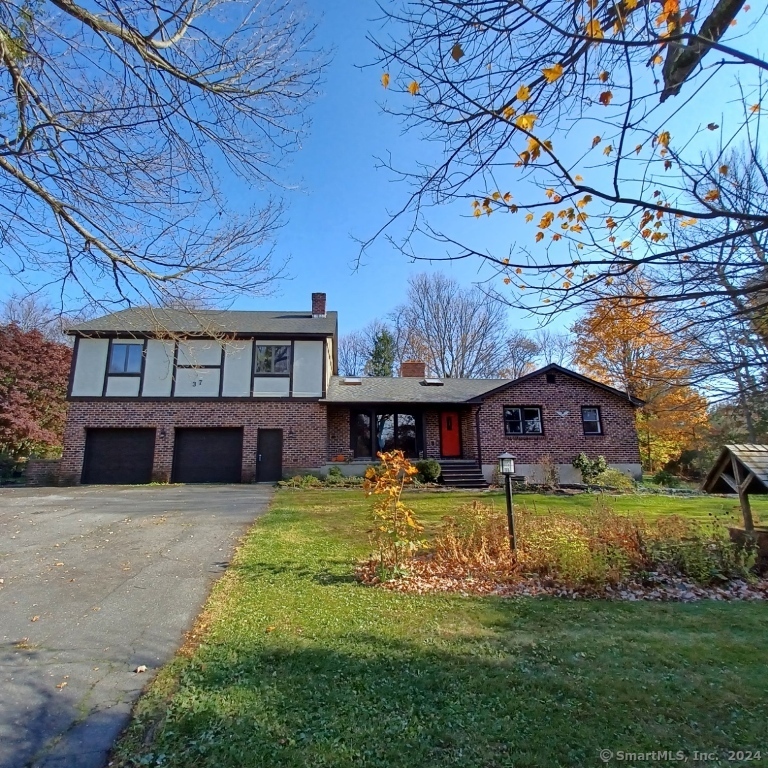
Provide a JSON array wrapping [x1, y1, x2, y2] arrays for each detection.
[[113, 490, 768, 768]]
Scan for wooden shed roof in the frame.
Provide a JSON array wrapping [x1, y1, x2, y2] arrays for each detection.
[[701, 444, 768, 495]]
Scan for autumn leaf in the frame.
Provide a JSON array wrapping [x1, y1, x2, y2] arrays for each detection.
[[503, 277, 511, 284], [574, 174, 583, 182], [603, 144, 613, 155], [407, 81, 420, 96], [492, 191, 501, 200], [542, 63, 564, 83], [473, 208, 481, 218], [517, 84, 531, 102], [750, 104, 760, 114], [545, 188, 555, 199], [635, 144, 643, 154], [719, 165, 729, 176], [503, 105, 516, 120], [539, 211, 555, 229], [592, 135, 601, 148], [515, 113, 538, 131], [515, 267, 523, 274], [381, 73, 390, 89], [503, 192, 512, 202], [664, 159, 672, 170], [651, 54, 664, 66], [625, 0, 639, 9], [707, 123, 719, 130], [451, 43, 465, 62], [535, 232, 544, 242], [598, 91, 613, 106], [599, 71, 610, 83], [704, 189, 720, 201], [585, 19, 604, 39], [525, 213, 534, 222], [656, 130, 671, 148]]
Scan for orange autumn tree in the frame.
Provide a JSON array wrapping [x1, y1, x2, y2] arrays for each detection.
[[572, 284, 709, 471]]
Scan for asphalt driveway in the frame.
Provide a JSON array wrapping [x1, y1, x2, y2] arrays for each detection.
[[0, 484, 273, 768]]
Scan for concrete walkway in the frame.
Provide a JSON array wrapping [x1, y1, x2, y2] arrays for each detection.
[[0, 484, 273, 768]]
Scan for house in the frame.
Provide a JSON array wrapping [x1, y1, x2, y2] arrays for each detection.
[[59, 293, 642, 485]]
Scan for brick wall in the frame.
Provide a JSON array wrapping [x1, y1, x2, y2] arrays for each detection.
[[61, 400, 328, 483], [477, 371, 641, 467], [327, 406, 352, 460], [25, 458, 61, 486]]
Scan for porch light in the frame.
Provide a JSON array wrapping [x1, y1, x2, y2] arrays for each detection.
[[497, 452, 517, 552], [497, 452, 516, 476]]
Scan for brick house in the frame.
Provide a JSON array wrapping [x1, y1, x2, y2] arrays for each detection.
[[60, 293, 642, 485]]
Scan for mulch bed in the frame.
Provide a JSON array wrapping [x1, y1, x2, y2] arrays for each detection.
[[355, 558, 768, 602]]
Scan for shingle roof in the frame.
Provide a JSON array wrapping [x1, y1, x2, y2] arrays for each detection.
[[67, 307, 338, 336], [702, 444, 768, 495], [467, 364, 644, 406], [323, 376, 507, 404]]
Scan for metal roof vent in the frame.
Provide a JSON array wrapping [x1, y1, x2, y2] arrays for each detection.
[[420, 378, 444, 386], [341, 377, 362, 385]]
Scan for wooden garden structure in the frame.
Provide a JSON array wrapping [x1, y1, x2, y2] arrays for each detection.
[[701, 444, 768, 531]]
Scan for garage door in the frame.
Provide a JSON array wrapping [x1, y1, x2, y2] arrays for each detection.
[[172, 428, 243, 483], [81, 428, 156, 485]]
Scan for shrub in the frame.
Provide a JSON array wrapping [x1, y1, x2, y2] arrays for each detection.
[[540, 454, 560, 488], [652, 469, 681, 488], [328, 465, 343, 477], [430, 500, 752, 587], [572, 453, 608, 484], [415, 458, 441, 483], [364, 450, 425, 571], [435, 501, 513, 570], [593, 468, 635, 492]]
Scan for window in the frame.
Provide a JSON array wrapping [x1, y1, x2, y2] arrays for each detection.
[[351, 411, 372, 458], [108, 343, 143, 374], [582, 406, 602, 435], [255, 345, 290, 374], [504, 406, 543, 435], [352, 411, 420, 458]]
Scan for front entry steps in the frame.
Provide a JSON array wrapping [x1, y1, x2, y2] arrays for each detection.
[[439, 461, 488, 489]]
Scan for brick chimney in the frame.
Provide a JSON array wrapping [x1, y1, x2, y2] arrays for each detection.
[[400, 360, 426, 378], [311, 292, 326, 318]]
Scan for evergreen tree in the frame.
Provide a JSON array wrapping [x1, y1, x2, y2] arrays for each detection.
[[365, 329, 396, 377]]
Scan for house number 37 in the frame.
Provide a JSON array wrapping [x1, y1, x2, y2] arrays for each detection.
[[191, 379, 203, 387]]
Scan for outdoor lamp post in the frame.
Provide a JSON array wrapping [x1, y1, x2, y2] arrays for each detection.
[[498, 452, 517, 551]]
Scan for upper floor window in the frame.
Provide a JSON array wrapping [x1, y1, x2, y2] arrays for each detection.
[[255, 344, 290, 375], [504, 406, 543, 435], [108, 342, 143, 374], [582, 406, 602, 434]]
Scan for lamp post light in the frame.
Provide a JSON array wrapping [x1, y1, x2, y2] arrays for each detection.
[[498, 452, 517, 552]]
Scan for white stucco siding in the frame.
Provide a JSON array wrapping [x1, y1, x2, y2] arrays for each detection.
[[105, 376, 141, 397], [222, 341, 253, 397], [253, 376, 290, 397], [174, 367, 221, 397], [177, 340, 222, 367], [325, 338, 334, 387], [292, 340, 324, 397], [142, 340, 174, 396], [71, 338, 109, 396]]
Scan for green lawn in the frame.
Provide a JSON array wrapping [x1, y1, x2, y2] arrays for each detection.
[[114, 490, 768, 768]]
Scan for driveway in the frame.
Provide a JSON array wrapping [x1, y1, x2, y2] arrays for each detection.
[[0, 484, 273, 768]]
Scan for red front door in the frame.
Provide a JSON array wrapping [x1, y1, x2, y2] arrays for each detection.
[[440, 411, 461, 457]]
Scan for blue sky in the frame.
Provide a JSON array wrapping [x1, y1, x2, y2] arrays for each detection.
[[1, 0, 762, 338]]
